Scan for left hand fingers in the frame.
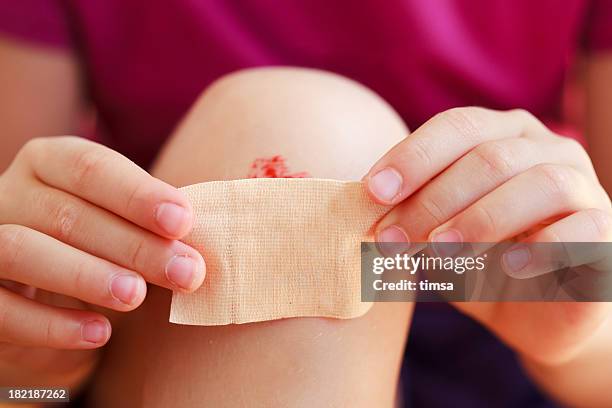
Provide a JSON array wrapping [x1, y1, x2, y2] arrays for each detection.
[[375, 135, 582, 243], [364, 107, 549, 205], [502, 208, 612, 279], [455, 208, 612, 363], [427, 163, 607, 247]]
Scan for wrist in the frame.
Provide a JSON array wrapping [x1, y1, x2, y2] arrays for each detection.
[[519, 313, 612, 407]]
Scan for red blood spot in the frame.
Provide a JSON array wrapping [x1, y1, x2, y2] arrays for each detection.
[[247, 155, 310, 178]]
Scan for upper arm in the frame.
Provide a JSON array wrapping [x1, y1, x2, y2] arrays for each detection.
[[585, 53, 612, 194], [0, 35, 83, 171]]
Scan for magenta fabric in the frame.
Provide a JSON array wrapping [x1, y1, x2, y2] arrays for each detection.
[[1, 2, 611, 407], [1, 1, 611, 168]]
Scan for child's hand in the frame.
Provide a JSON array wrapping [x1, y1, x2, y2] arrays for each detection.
[[365, 107, 612, 365], [0, 137, 205, 386]]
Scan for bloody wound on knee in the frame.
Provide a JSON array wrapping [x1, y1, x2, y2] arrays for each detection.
[[248, 155, 310, 178]]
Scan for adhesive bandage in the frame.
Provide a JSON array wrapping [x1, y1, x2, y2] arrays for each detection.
[[169, 178, 390, 325]]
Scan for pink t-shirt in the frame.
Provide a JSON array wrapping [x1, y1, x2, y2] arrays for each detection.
[[1, 2, 611, 407], [1, 0, 611, 168]]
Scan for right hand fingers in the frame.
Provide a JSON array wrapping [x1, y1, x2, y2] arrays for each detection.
[[0, 287, 111, 349], [0, 224, 146, 311], [12, 136, 193, 239]]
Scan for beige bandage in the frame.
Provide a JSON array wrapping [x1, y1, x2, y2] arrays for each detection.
[[170, 178, 390, 325]]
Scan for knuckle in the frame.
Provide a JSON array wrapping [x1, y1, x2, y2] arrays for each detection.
[[70, 260, 90, 295], [509, 108, 537, 123], [438, 107, 487, 143], [124, 181, 146, 216], [39, 316, 66, 348], [508, 108, 548, 136], [583, 208, 612, 240], [17, 137, 91, 169], [127, 236, 149, 271], [53, 202, 82, 243], [561, 136, 592, 164], [535, 164, 574, 202], [408, 137, 433, 167], [471, 141, 515, 180], [560, 135, 583, 152], [42, 317, 55, 348], [20, 137, 47, 158], [472, 205, 498, 238], [14, 137, 48, 167], [37, 190, 83, 243], [69, 147, 110, 191], [417, 196, 447, 226], [0, 224, 29, 276]]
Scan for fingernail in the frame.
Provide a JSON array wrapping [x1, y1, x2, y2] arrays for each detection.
[[368, 168, 403, 203], [156, 202, 189, 236], [376, 225, 411, 256], [431, 229, 463, 257], [110, 274, 140, 305], [166, 255, 199, 290], [81, 320, 109, 343], [502, 245, 531, 276]]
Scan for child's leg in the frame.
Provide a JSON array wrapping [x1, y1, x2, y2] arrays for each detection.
[[106, 68, 412, 407]]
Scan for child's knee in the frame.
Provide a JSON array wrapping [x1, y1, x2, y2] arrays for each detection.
[[198, 66, 408, 142], [153, 67, 408, 184], [141, 67, 413, 407]]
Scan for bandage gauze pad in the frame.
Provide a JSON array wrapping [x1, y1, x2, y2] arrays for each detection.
[[170, 178, 389, 325]]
